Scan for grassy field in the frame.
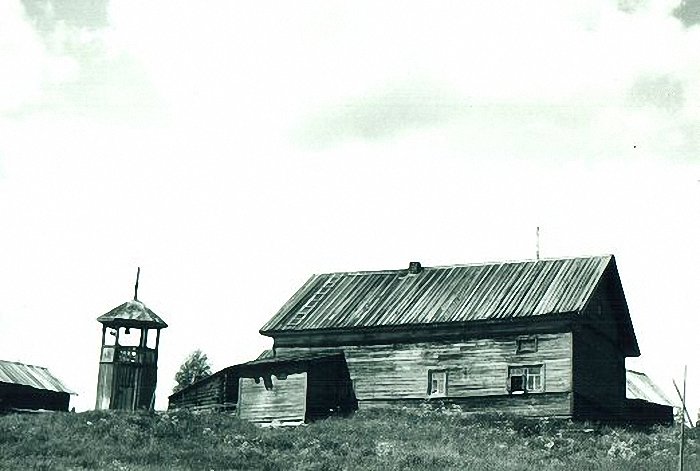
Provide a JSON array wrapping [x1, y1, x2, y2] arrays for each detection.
[[0, 407, 697, 470]]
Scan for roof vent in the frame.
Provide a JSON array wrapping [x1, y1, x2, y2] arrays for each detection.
[[408, 261, 423, 274]]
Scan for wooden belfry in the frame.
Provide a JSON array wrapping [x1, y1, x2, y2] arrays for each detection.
[[95, 268, 168, 410]]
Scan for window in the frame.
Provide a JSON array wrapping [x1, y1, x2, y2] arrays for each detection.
[[516, 336, 538, 354], [507, 365, 544, 393], [428, 370, 447, 397]]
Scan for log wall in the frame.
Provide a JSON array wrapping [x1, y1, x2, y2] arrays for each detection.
[[275, 332, 573, 417], [168, 369, 239, 410], [0, 383, 70, 412]]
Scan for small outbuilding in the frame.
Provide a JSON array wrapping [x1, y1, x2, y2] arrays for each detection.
[[625, 369, 675, 425], [0, 360, 75, 412], [169, 351, 356, 425]]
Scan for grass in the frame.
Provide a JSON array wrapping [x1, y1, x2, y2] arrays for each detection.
[[0, 406, 698, 470]]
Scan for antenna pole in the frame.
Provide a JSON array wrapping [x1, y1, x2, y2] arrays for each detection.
[[536, 226, 540, 260], [134, 267, 140, 300]]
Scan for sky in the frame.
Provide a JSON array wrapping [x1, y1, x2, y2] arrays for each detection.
[[0, 0, 699, 414]]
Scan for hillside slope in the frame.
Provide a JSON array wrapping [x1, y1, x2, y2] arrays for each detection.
[[0, 407, 697, 470]]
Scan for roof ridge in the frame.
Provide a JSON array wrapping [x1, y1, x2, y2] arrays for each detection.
[[312, 254, 614, 277], [0, 359, 49, 370]]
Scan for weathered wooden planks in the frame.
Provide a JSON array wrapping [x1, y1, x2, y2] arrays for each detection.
[[360, 392, 573, 417], [238, 372, 307, 424], [0, 383, 71, 412], [169, 374, 226, 409], [275, 332, 572, 417]]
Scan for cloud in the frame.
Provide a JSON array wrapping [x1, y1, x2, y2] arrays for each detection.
[[283, 1, 700, 161], [1, 0, 162, 122], [0, 1, 64, 114], [618, 0, 649, 13], [674, 0, 700, 26], [296, 80, 469, 147], [22, 0, 109, 30], [627, 74, 685, 111]]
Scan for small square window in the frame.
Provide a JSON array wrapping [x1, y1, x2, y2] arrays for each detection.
[[516, 336, 538, 354], [428, 370, 447, 397]]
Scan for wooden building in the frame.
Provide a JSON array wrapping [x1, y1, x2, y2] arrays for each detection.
[[170, 255, 668, 424], [0, 360, 75, 412], [625, 370, 675, 425], [169, 352, 355, 425], [95, 270, 167, 411]]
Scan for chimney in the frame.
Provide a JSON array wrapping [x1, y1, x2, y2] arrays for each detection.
[[408, 261, 423, 274]]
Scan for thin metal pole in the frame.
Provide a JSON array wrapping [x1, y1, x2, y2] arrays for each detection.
[[678, 365, 687, 471], [536, 226, 540, 260], [673, 380, 693, 425], [134, 267, 141, 300]]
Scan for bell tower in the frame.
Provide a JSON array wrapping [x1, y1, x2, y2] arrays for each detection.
[[95, 268, 168, 410]]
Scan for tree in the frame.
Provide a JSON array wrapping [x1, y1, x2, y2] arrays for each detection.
[[173, 349, 212, 393]]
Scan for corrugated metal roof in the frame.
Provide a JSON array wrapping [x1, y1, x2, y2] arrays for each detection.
[[261, 255, 614, 333], [97, 299, 168, 328], [626, 370, 677, 407], [0, 360, 76, 394]]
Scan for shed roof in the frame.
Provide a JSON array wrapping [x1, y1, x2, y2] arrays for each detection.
[[168, 350, 344, 400], [240, 350, 344, 368], [97, 299, 168, 329], [261, 255, 625, 334], [626, 370, 677, 407], [0, 360, 75, 394]]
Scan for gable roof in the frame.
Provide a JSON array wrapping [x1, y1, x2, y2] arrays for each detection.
[[0, 360, 75, 394], [96, 299, 168, 329], [261, 255, 634, 343]]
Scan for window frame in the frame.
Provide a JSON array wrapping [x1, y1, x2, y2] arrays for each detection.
[[427, 369, 448, 397], [507, 364, 545, 394], [516, 336, 538, 354]]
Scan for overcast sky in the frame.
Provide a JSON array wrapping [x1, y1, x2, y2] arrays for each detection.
[[1, 0, 699, 413]]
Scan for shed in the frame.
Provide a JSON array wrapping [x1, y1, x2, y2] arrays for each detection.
[[236, 351, 356, 425], [0, 360, 75, 412], [169, 351, 356, 425], [625, 370, 675, 425]]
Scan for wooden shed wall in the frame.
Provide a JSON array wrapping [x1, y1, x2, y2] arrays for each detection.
[[275, 332, 573, 417], [169, 372, 239, 410], [0, 383, 70, 411], [573, 288, 626, 420], [624, 399, 674, 425], [238, 372, 307, 424]]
